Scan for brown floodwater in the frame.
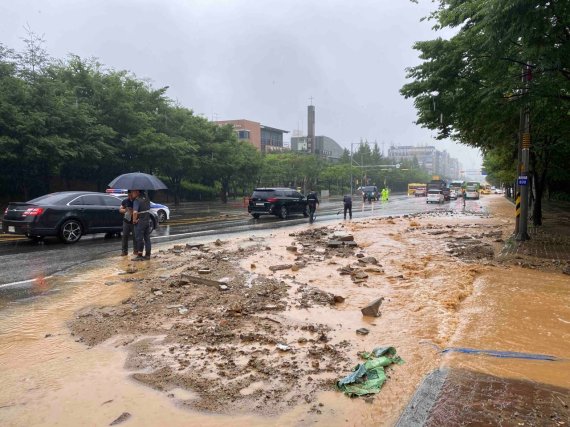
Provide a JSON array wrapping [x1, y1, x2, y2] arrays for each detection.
[[442, 267, 570, 387], [0, 197, 568, 426]]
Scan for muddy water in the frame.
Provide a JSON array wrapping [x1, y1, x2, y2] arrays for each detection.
[[443, 267, 570, 386], [1, 196, 566, 426]]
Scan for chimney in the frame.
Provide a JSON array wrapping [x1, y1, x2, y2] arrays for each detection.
[[307, 104, 315, 154]]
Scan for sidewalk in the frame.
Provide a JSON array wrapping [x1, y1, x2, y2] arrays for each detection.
[[501, 199, 570, 271], [397, 197, 570, 426]]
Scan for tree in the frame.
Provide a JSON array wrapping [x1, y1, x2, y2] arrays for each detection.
[[401, 0, 570, 226]]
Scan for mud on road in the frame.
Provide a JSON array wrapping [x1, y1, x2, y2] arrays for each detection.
[[68, 199, 528, 422]]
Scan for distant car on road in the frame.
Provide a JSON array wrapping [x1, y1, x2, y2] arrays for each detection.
[[426, 189, 445, 204], [359, 186, 380, 201], [248, 188, 309, 220], [449, 189, 458, 200], [465, 186, 480, 200], [414, 187, 427, 197], [2, 191, 158, 243], [106, 189, 170, 223]]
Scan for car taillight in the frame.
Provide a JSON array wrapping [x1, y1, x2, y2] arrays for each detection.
[[267, 198, 278, 203], [22, 207, 44, 217], [3, 207, 7, 216]]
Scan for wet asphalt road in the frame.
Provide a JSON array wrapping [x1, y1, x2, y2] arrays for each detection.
[[0, 195, 481, 302]]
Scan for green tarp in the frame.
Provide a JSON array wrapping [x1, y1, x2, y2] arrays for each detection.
[[336, 346, 403, 397]]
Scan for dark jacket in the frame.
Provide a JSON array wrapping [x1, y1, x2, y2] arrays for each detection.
[[307, 192, 319, 207], [343, 195, 352, 206]]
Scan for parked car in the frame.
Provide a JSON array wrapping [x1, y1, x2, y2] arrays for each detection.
[[426, 189, 444, 204], [414, 187, 427, 197], [464, 186, 480, 200], [106, 189, 170, 223], [449, 189, 458, 200], [2, 191, 158, 243], [248, 188, 309, 219]]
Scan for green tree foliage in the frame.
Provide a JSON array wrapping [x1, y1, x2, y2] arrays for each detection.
[[0, 37, 262, 204], [401, 0, 570, 225]]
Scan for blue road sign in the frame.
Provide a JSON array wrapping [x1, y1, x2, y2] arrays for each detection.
[[518, 176, 528, 185]]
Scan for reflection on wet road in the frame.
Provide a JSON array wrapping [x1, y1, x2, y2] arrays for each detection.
[[0, 195, 486, 290]]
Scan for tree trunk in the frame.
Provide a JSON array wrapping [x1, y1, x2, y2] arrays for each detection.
[[221, 178, 229, 203], [532, 170, 546, 226]]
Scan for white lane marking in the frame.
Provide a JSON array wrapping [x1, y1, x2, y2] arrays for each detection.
[[0, 275, 54, 289]]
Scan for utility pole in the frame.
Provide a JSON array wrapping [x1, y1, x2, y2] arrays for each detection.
[[516, 65, 531, 241]]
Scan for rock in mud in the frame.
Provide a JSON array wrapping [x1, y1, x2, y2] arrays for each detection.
[[361, 297, 384, 317], [269, 264, 293, 272], [109, 412, 131, 425], [353, 271, 369, 280], [334, 234, 354, 242], [356, 328, 370, 335], [333, 295, 346, 303], [198, 268, 211, 274], [181, 274, 223, 287], [358, 256, 379, 265], [327, 240, 342, 248], [286, 246, 297, 252]]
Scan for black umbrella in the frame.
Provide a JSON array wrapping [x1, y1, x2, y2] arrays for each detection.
[[108, 172, 168, 191]]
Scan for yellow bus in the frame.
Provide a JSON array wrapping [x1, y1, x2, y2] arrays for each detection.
[[407, 183, 426, 196]]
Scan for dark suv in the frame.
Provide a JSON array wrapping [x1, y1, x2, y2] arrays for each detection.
[[248, 188, 309, 220]]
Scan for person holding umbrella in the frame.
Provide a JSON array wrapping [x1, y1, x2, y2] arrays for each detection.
[[119, 190, 136, 256], [131, 189, 151, 261], [108, 172, 168, 261]]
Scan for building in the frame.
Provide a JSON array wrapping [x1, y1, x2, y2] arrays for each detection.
[[388, 145, 438, 174], [290, 135, 344, 161], [214, 119, 288, 152], [388, 145, 462, 178]]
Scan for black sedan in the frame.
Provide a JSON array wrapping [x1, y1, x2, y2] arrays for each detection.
[[2, 191, 158, 243]]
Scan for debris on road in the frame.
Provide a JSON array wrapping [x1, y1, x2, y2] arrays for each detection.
[[361, 297, 384, 317], [337, 347, 403, 397]]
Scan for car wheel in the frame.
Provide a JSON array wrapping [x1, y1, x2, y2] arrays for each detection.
[[252, 213, 260, 219], [59, 219, 82, 244], [157, 210, 167, 223], [279, 206, 288, 219]]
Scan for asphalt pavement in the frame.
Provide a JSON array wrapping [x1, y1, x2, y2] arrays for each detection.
[[0, 194, 478, 301]]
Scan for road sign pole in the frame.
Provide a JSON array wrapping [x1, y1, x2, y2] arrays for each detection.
[[516, 65, 531, 241], [516, 109, 531, 241]]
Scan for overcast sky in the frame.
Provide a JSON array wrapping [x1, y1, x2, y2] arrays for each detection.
[[1, 0, 482, 171]]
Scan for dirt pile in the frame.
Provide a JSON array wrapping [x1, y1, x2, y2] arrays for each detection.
[[68, 203, 526, 420], [70, 240, 356, 416]]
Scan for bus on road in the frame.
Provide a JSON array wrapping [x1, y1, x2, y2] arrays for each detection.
[[407, 183, 427, 196]]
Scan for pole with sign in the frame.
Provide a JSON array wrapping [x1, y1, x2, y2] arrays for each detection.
[[516, 65, 531, 241]]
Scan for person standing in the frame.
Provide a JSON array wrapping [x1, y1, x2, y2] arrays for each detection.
[[307, 191, 319, 224], [119, 190, 136, 256], [343, 194, 352, 220], [131, 189, 151, 261]]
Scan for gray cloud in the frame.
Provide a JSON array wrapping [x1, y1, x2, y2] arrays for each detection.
[[0, 0, 481, 170]]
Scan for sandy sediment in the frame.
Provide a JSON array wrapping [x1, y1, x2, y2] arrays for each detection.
[[69, 201, 516, 419]]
